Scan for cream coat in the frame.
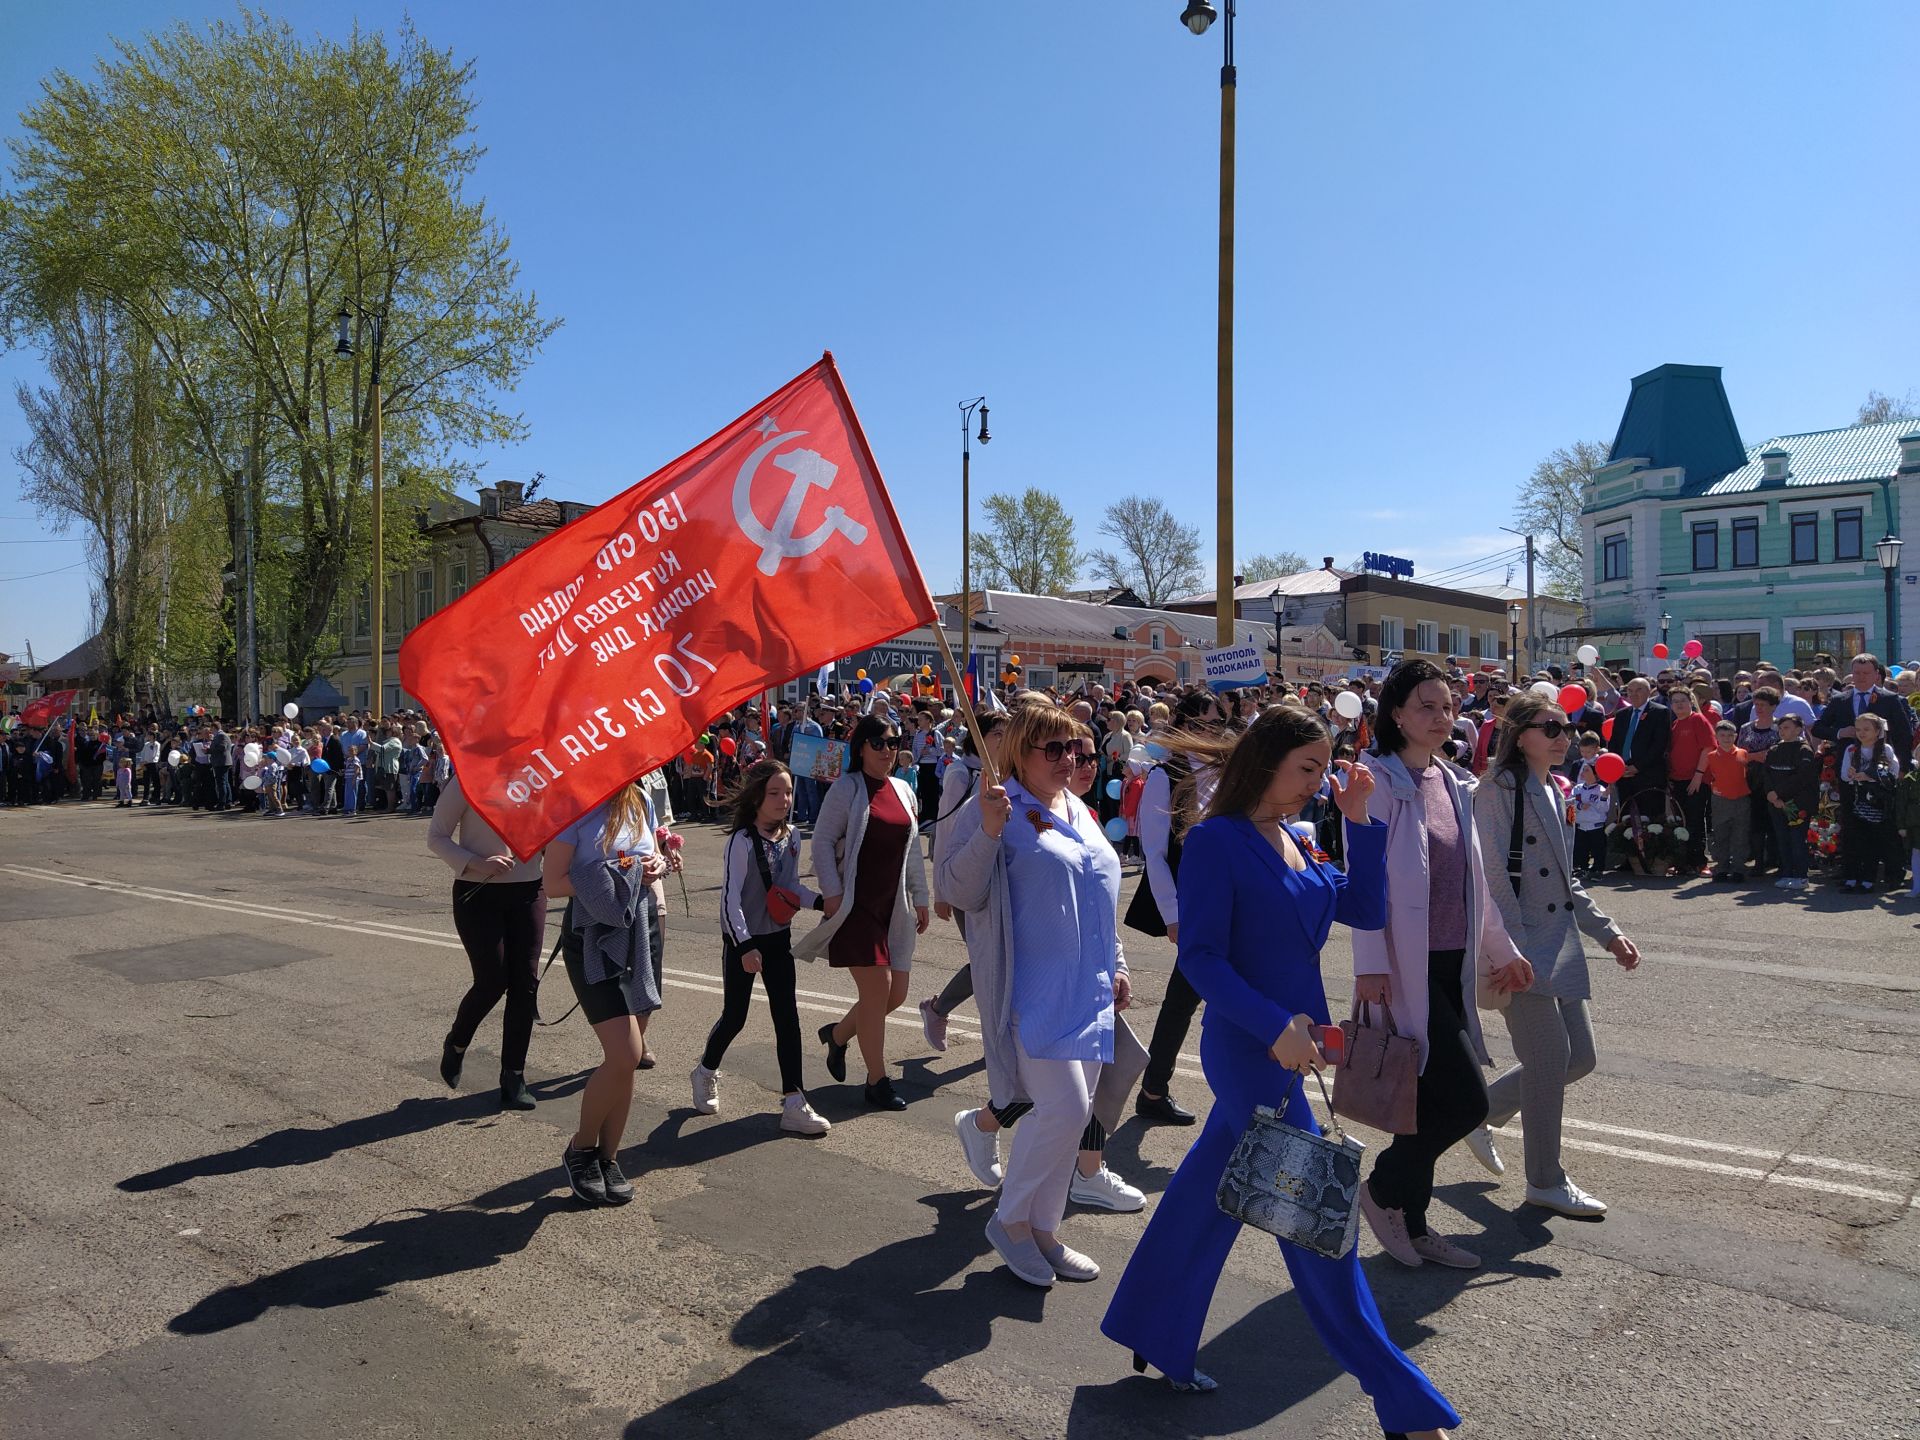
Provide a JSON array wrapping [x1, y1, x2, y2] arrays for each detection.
[[1350, 753, 1525, 1072], [794, 771, 930, 968]]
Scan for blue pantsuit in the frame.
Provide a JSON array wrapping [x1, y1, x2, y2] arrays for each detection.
[[1102, 815, 1459, 1436]]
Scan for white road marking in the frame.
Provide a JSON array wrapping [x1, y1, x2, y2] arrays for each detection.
[[8, 863, 1914, 1208]]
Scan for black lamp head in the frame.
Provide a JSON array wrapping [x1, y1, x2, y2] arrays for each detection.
[[977, 403, 990, 445], [1181, 0, 1217, 35], [334, 303, 354, 358]]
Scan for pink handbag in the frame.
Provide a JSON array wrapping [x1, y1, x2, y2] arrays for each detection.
[[1332, 1001, 1420, 1135]]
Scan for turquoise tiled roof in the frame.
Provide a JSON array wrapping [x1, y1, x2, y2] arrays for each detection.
[[1693, 416, 1912, 496]]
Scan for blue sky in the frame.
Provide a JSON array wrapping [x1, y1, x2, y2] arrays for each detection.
[[5, 0, 1917, 665]]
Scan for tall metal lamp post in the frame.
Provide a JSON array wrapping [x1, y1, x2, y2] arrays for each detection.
[[335, 301, 386, 720], [1181, 0, 1237, 649], [1876, 534, 1903, 660], [1660, 611, 1673, 660], [958, 397, 989, 690], [1507, 602, 1522, 681]]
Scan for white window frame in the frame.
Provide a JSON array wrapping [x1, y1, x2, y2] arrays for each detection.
[[1448, 624, 1470, 657], [415, 567, 435, 623], [1378, 616, 1404, 652], [449, 555, 468, 599], [1149, 628, 1164, 652], [1414, 620, 1439, 654], [1480, 629, 1500, 660], [1024, 665, 1058, 690]]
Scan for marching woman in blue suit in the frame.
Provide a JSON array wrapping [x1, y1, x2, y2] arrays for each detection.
[[1102, 705, 1459, 1440]]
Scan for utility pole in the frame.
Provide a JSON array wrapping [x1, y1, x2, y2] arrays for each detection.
[[1524, 532, 1537, 675], [240, 453, 258, 723]]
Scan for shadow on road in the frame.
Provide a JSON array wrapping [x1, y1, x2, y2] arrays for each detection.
[[624, 1189, 1035, 1439], [167, 1169, 568, 1335], [119, 1072, 591, 1192]]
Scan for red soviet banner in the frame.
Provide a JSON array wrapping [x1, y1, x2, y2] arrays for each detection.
[[400, 354, 937, 858], [19, 689, 79, 728]]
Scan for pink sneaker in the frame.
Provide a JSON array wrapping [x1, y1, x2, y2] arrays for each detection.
[[1359, 1184, 1423, 1267]]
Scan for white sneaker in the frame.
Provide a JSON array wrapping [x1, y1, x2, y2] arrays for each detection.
[[919, 998, 949, 1053], [1038, 1239, 1101, 1281], [954, 1109, 1002, 1187], [1525, 1178, 1608, 1217], [1068, 1164, 1145, 1213], [1359, 1184, 1422, 1267], [1463, 1124, 1505, 1177], [689, 1064, 719, 1116], [1773, 877, 1795, 890], [984, 1215, 1054, 1288], [780, 1093, 830, 1135], [1787, 877, 1809, 891]]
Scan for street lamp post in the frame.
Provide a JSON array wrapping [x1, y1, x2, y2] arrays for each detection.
[[1877, 534, 1903, 660], [1507, 602, 1522, 682], [1660, 610, 1672, 661], [958, 397, 989, 694], [336, 301, 386, 720], [1181, 0, 1237, 649]]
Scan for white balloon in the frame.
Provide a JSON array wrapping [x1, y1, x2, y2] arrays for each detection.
[[1333, 690, 1365, 720], [243, 743, 263, 765], [283, 702, 300, 719], [274, 747, 293, 766], [1127, 744, 1150, 766], [167, 751, 183, 767], [242, 774, 262, 790], [1531, 681, 1558, 699], [1576, 644, 1600, 666]]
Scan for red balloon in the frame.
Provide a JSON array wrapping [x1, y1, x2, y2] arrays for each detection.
[[719, 737, 737, 756], [1601, 716, 1614, 740], [1557, 684, 1588, 713], [1594, 752, 1626, 784], [1651, 643, 1669, 660], [1683, 639, 1704, 660]]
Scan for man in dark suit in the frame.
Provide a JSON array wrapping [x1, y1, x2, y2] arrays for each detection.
[[1812, 652, 1913, 764], [1607, 676, 1672, 807]]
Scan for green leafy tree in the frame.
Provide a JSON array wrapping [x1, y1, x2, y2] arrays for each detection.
[[1240, 550, 1309, 583], [1512, 441, 1607, 600], [970, 488, 1082, 596], [1085, 495, 1203, 606], [1, 12, 558, 698]]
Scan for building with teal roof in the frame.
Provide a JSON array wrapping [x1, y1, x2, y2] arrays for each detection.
[[1580, 363, 1920, 676]]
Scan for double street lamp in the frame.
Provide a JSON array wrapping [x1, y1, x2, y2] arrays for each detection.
[[335, 301, 387, 720], [1877, 534, 1903, 660], [1181, 0, 1238, 649]]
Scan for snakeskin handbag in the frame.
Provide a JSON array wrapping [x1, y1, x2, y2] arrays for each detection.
[[1215, 1068, 1366, 1260]]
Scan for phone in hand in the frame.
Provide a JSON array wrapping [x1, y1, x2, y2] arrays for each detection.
[[1313, 1023, 1344, 1067]]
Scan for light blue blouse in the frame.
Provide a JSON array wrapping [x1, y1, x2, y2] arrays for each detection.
[[1001, 777, 1123, 1062]]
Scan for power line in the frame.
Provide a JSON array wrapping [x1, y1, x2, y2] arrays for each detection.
[[0, 561, 88, 582]]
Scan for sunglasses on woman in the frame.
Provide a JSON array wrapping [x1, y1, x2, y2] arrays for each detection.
[[1029, 740, 1099, 765], [864, 735, 901, 751], [1524, 719, 1570, 739]]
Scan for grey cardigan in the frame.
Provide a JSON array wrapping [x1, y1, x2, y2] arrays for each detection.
[[937, 792, 1148, 1124], [793, 771, 930, 965], [1472, 767, 1623, 999]]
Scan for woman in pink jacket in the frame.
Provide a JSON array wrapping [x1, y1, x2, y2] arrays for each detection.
[[1352, 660, 1533, 1271]]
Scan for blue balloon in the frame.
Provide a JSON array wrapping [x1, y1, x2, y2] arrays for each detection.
[[310, 758, 330, 774], [1103, 817, 1130, 843], [1105, 778, 1124, 799], [1145, 742, 1169, 760], [858, 678, 875, 694], [1893, 665, 1905, 679]]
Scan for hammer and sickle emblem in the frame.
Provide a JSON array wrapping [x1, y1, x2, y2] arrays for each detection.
[[733, 423, 870, 577]]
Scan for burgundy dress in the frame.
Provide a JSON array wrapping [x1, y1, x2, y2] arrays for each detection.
[[828, 775, 912, 969]]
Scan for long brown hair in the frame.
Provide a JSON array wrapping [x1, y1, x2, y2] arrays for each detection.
[[1159, 703, 1331, 825], [1489, 691, 1560, 778], [604, 780, 652, 848], [727, 758, 792, 836]]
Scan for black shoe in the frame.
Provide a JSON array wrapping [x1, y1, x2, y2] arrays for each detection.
[[562, 1143, 608, 1205], [439, 1039, 465, 1089], [864, 1076, 907, 1111], [598, 1152, 635, 1205], [1135, 1091, 1197, 1126], [499, 1070, 536, 1110], [819, 1023, 848, 1083]]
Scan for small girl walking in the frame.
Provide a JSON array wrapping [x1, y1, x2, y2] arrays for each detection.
[[1838, 712, 1903, 892], [691, 759, 832, 1135]]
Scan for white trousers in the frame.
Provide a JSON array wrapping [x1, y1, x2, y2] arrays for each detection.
[[996, 1039, 1097, 1233]]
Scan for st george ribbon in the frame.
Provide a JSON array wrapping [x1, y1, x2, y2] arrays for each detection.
[[400, 354, 936, 858]]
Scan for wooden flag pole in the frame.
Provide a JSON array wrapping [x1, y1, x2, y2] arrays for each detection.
[[924, 609, 1001, 790]]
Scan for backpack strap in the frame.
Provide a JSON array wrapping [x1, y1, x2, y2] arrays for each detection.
[[1505, 769, 1527, 896]]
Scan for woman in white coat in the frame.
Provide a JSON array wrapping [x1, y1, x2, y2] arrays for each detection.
[[796, 713, 931, 1110], [1352, 660, 1533, 1271]]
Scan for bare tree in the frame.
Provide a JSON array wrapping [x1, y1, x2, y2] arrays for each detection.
[[1084, 495, 1204, 606], [1513, 440, 1607, 600], [1240, 550, 1309, 583], [1857, 390, 1919, 425], [969, 488, 1082, 596]]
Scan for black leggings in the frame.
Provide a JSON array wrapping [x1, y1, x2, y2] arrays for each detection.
[[988, 1101, 1106, 1153], [1142, 962, 1202, 1096], [1366, 951, 1489, 1238], [702, 932, 803, 1093], [447, 878, 548, 1072]]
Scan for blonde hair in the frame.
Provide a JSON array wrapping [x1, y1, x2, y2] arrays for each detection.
[[1000, 698, 1078, 792], [604, 781, 652, 851], [1147, 702, 1170, 726]]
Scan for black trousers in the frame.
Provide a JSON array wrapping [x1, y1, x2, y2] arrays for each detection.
[[447, 878, 548, 1072], [1142, 961, 1203, 1097], [1366, 952, 1489, 1238], [1572, 827, 1608, 873], [701, 931, 803, 1093]]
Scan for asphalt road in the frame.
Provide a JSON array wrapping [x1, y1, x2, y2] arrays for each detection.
[[1, 796, 1916, 1439]]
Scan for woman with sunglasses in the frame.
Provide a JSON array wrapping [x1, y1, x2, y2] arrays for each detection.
[[1467, 692, 1640, 1219], [796, 713, 931, 1111], [1352, 660, 1533, 1271], [938, 700, 1135, 1286]]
